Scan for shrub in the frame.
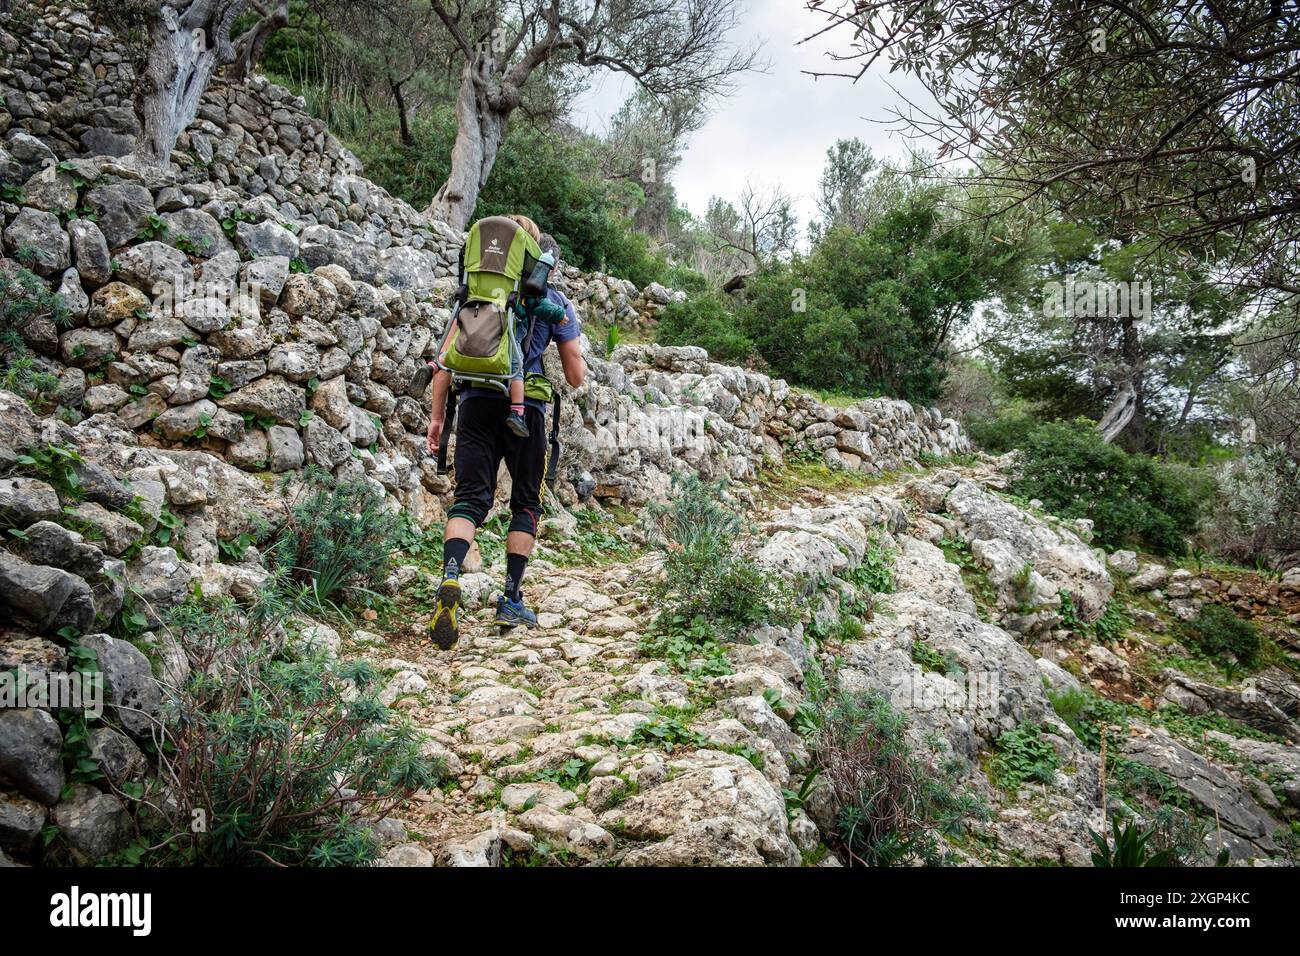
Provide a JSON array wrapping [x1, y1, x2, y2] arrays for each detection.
[[1, 262, 70, 405], [964, 405, 1042, 454], [988, 723, 1059, 791], [269, 470, 404, 611], [1201, 448, 1300, 566], [1013, 420, 1202, 555], [150, 591, 443, 865], [644, 473, 794, 639], [657, 190, 1007, 404], [657, 292, 756, 366], [1179, 604, 1261, 667], [810, 689, 981, 866]]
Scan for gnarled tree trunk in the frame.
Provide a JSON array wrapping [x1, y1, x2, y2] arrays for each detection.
[[1097, 382, 1138, 444], [424, 61, 508, 231], [227, 0, 289, 83], [135, 0, 246, 166], [1097, 315, 1147, 447]]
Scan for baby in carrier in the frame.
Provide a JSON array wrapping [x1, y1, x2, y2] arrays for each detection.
[[504, 244, 565, 437]]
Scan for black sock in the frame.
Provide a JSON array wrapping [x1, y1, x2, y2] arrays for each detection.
[[504, 552, 528, 602], [443, 537, 470, 580]]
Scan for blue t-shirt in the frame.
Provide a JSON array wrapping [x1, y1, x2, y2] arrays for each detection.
[[462, 287, 580, 410]]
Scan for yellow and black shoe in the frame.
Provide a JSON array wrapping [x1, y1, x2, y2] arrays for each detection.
[[429, 578, 462, 650]]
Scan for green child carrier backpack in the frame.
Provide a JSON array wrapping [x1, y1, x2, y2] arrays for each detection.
[[433, 216, 567, 487], [436, 215, 542, 392]]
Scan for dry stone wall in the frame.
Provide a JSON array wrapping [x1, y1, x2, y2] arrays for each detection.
[[1, 1, 971, 526]]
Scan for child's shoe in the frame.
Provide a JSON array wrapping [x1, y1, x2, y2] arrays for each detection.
[[507, 408, 529, 437]]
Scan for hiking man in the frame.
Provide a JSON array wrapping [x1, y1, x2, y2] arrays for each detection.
[[423, 215, 586, 648]]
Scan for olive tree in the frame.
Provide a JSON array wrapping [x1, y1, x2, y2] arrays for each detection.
[[424, 0, 760, 230]]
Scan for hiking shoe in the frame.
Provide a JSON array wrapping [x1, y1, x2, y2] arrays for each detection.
[[495, 594, 537, 628], [506, 410, 530, 438], [429, 578, 462, 649], [407, 362, 433, 399]]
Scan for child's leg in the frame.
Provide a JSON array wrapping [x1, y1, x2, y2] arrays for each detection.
[[508, 334, 525, 414], [505, 334, 529, 437]]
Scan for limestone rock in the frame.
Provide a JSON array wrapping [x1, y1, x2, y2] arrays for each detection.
[[3, 207, 69, 275], [79, 634, 162, 740], [0, 790, 47, 854], [0, 708, 64, 805], [0, 550, 96, 635], [52, 783, 130, 863], [599, 749, 798, 865], [0, 476, 60, 527], [125, 546, 195, 627], [516, 805, 615, 861], [85, 182, 155, 248]]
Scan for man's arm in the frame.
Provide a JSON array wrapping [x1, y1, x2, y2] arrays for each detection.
[[557, 337, 586, 388], [426, 367, 451, 454]]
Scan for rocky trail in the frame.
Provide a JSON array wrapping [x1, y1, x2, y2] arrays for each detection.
[[334, 465, 1135, 866], [2, 1, 1298, 870], [367, 511, 816, 867], [328, 458, 1300, 868]]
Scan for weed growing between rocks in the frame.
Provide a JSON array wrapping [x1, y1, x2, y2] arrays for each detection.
[[988, 723, 1059, 791], [268, 469, 406, 614], [1, 261, 71, 409], [1179, 604, 1262, 669], [808, 687, 983, 866], [937, 535, 999, 622], [552, 506, 638, 568], [138, 586, 444, 866], [1089, 816, 1177, 867], [637, 616, 732, 678], [1046, 684, 1265, 865], [1090, 810, 1230, 868], [643, 473, 795, 641]]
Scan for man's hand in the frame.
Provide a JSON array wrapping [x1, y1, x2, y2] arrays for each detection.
[[427, 414, 444, 455]]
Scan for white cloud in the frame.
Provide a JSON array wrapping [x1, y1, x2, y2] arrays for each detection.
[[571, 0, 935, 233]]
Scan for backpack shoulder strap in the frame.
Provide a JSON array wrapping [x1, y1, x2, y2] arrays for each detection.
[[545, 392, 561, 490]]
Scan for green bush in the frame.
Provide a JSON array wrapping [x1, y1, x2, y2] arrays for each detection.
[[657, 191, 1007, 403], [811, 689, 981, 866], [1202, 448, 1300, 566], [964, 407, 1042, 454], [269, 470, 404, 611], [644, 473, 794, 639], [150, 591, 443, 865], [1013, 420, 1202, 555], [1179, 604, 1261, 667], [657, 292, 756, 366], [1, 262, 70, 405], [988, 723, 1059, 791]]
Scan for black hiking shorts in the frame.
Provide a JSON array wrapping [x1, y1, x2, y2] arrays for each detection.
[[446, 396, 547, 537]]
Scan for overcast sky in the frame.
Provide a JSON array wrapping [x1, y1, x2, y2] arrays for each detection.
[[572, 0, 934, 236]]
